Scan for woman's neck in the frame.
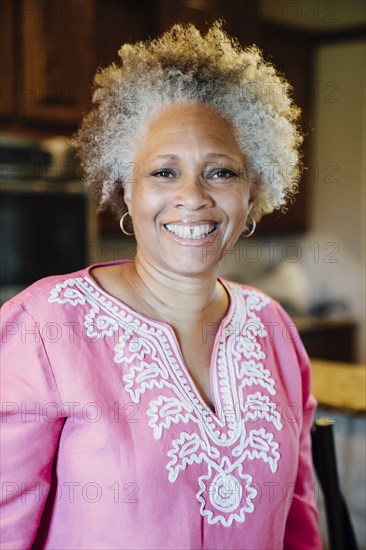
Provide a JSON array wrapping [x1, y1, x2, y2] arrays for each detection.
[[126, 252, 229, 329]]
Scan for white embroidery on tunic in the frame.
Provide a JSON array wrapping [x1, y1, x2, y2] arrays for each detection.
[[147, 396, 194, 439], [197, 461, 257, 526], [48, 277, 282, 527]]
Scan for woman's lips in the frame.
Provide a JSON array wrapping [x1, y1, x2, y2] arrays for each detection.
[[163, 222, 219, 245], [164, 222, 217, 240]]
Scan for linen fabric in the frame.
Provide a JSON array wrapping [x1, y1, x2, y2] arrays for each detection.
[[0, 261, 322, 549]]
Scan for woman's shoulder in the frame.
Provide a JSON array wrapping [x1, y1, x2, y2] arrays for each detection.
[[2, 266, 86, 313], [220, 276, 306, 348], [220, 277, 289, 320], [221, 277, 311, 385], [1, 260, 127, 319]]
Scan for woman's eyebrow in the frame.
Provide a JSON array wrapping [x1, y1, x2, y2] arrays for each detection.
[[151, 154, 179, 161], [204, 153, 239, 162]]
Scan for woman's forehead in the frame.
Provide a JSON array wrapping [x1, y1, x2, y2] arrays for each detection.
[[135, 103, 245, 163]]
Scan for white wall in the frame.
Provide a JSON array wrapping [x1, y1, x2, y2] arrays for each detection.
[[309, 39, 366, 362]]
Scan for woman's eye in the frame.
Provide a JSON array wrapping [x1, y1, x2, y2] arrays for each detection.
[[209, 169, 237, 180], [150, 169, 175, 178]]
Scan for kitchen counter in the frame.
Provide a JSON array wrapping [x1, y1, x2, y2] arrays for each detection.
[[311, 359, 366, 414]]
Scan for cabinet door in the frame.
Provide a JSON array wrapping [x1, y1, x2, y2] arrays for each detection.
[[257, 25, 313, 234], [158, 0, 221, 32], [21, 0, 95, 124], [0, 0, 17, 118]]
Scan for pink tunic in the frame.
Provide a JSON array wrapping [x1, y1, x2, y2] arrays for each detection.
[[0, 261, 322, 549]]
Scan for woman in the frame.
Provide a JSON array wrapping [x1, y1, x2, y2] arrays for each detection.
[[0, 22, 322, 549]]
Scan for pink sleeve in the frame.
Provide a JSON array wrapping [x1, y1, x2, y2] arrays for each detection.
[[283, 323, 323, 549], [0, 301, 65, 550]]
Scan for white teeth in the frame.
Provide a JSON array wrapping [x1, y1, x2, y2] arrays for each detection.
[[165, 223, 216, 239]]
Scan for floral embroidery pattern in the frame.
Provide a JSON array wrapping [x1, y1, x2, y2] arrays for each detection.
[[49, 276, 282, 527], [197, 461, 257, 526]]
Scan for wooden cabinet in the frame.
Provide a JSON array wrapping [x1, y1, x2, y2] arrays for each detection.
[[0, 0, 155, 129], [297, 318, 357, 363], [95, 0, 155, 71], [21, 0, 96, 124], [157, 0, 261, 45], [256, 24, 314, 234], [158, 0, 221, 32], [0, 1, 18, 118]]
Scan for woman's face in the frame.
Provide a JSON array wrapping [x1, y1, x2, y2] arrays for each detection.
[[124, 103, 256, 277]]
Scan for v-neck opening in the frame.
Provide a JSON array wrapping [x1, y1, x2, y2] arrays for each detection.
[[85, 259, 236, 418]]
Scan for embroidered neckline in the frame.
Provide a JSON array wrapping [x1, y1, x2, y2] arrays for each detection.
[[85, 260, 237, 335], [84, 261, 240, 417]]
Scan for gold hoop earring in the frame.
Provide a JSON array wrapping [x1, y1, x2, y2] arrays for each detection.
[[119, 212, 134, 236], [242, 215, 256, 238]]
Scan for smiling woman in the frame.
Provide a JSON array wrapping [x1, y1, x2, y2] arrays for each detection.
[[0, 21, 322, 550]]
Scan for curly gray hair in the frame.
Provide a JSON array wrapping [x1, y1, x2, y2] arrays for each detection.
[[73, 21, 303, 222]]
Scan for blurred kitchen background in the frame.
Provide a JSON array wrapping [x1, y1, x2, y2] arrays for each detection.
[[0, 0, 365, 547]]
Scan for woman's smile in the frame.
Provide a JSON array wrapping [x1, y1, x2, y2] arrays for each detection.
[[164, 221, 218, 242]]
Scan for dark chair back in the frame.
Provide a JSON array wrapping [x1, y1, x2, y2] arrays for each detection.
[[311, 418, 359, 550]]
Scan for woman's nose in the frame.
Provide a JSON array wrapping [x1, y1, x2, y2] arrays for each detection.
[[173, 176, 214, 210]]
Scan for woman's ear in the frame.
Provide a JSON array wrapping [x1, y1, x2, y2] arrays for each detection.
[[123, 182, 132, 212], [122, 158, 139, 213], [248, 181, 257, 210]]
